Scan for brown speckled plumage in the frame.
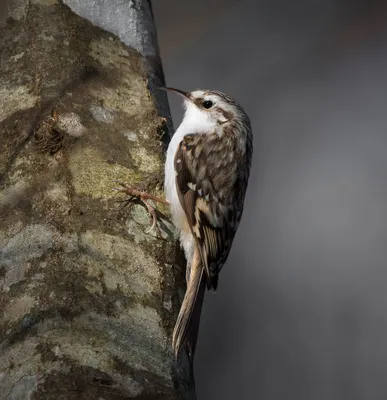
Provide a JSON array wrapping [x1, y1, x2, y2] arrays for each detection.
[[174, 127, 252, 290]]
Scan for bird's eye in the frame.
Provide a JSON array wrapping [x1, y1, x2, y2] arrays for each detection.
[[202, 100, 213, 109]]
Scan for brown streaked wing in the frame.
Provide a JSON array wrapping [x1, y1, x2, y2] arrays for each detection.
[[174, 132, 239, 290]]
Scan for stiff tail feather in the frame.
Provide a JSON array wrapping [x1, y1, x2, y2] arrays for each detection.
[[172, 248, 206, 361]]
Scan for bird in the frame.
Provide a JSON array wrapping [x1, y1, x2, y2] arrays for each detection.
[[114, 86, 253, 363], [162, 87, 253, 363]]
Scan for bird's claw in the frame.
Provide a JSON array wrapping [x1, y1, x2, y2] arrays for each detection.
[[113, 180, 166, 236]]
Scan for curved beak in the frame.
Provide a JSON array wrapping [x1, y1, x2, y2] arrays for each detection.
[[157, 86, 191, 101]]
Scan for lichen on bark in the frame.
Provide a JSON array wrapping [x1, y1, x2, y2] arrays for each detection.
[[0, 1, 192, 399]]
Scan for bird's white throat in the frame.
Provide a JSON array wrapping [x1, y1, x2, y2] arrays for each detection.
[[182, 100, 221, 134]]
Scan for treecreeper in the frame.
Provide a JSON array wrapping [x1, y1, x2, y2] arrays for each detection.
[[117, 86, 253, 366]]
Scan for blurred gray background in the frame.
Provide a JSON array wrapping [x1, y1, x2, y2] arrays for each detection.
[[152, 1, 387, 399]]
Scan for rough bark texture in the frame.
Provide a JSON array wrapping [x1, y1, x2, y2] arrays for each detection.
[[0, 0, 193, 398]]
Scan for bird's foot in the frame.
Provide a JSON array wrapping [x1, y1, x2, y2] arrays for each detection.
[[113, 181, 169, 234]]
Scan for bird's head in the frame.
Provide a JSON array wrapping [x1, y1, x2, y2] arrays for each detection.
[[160, 87, 250, 134]]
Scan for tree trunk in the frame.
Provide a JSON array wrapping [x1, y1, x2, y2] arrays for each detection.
[[0, 1, 193, 398]]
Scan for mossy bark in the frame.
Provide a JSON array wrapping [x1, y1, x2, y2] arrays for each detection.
[[0, 1, 192, 398]]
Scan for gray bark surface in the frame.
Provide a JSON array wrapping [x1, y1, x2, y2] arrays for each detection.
[[0, 0, 192, 398]]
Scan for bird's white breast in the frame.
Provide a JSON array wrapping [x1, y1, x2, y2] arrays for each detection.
[[164, 105, 216, 262], [164, 123, 186, 231], [164, 104, 216, 230]]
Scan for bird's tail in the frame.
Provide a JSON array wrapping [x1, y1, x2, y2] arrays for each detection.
[[172, 247, 206, 362]]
